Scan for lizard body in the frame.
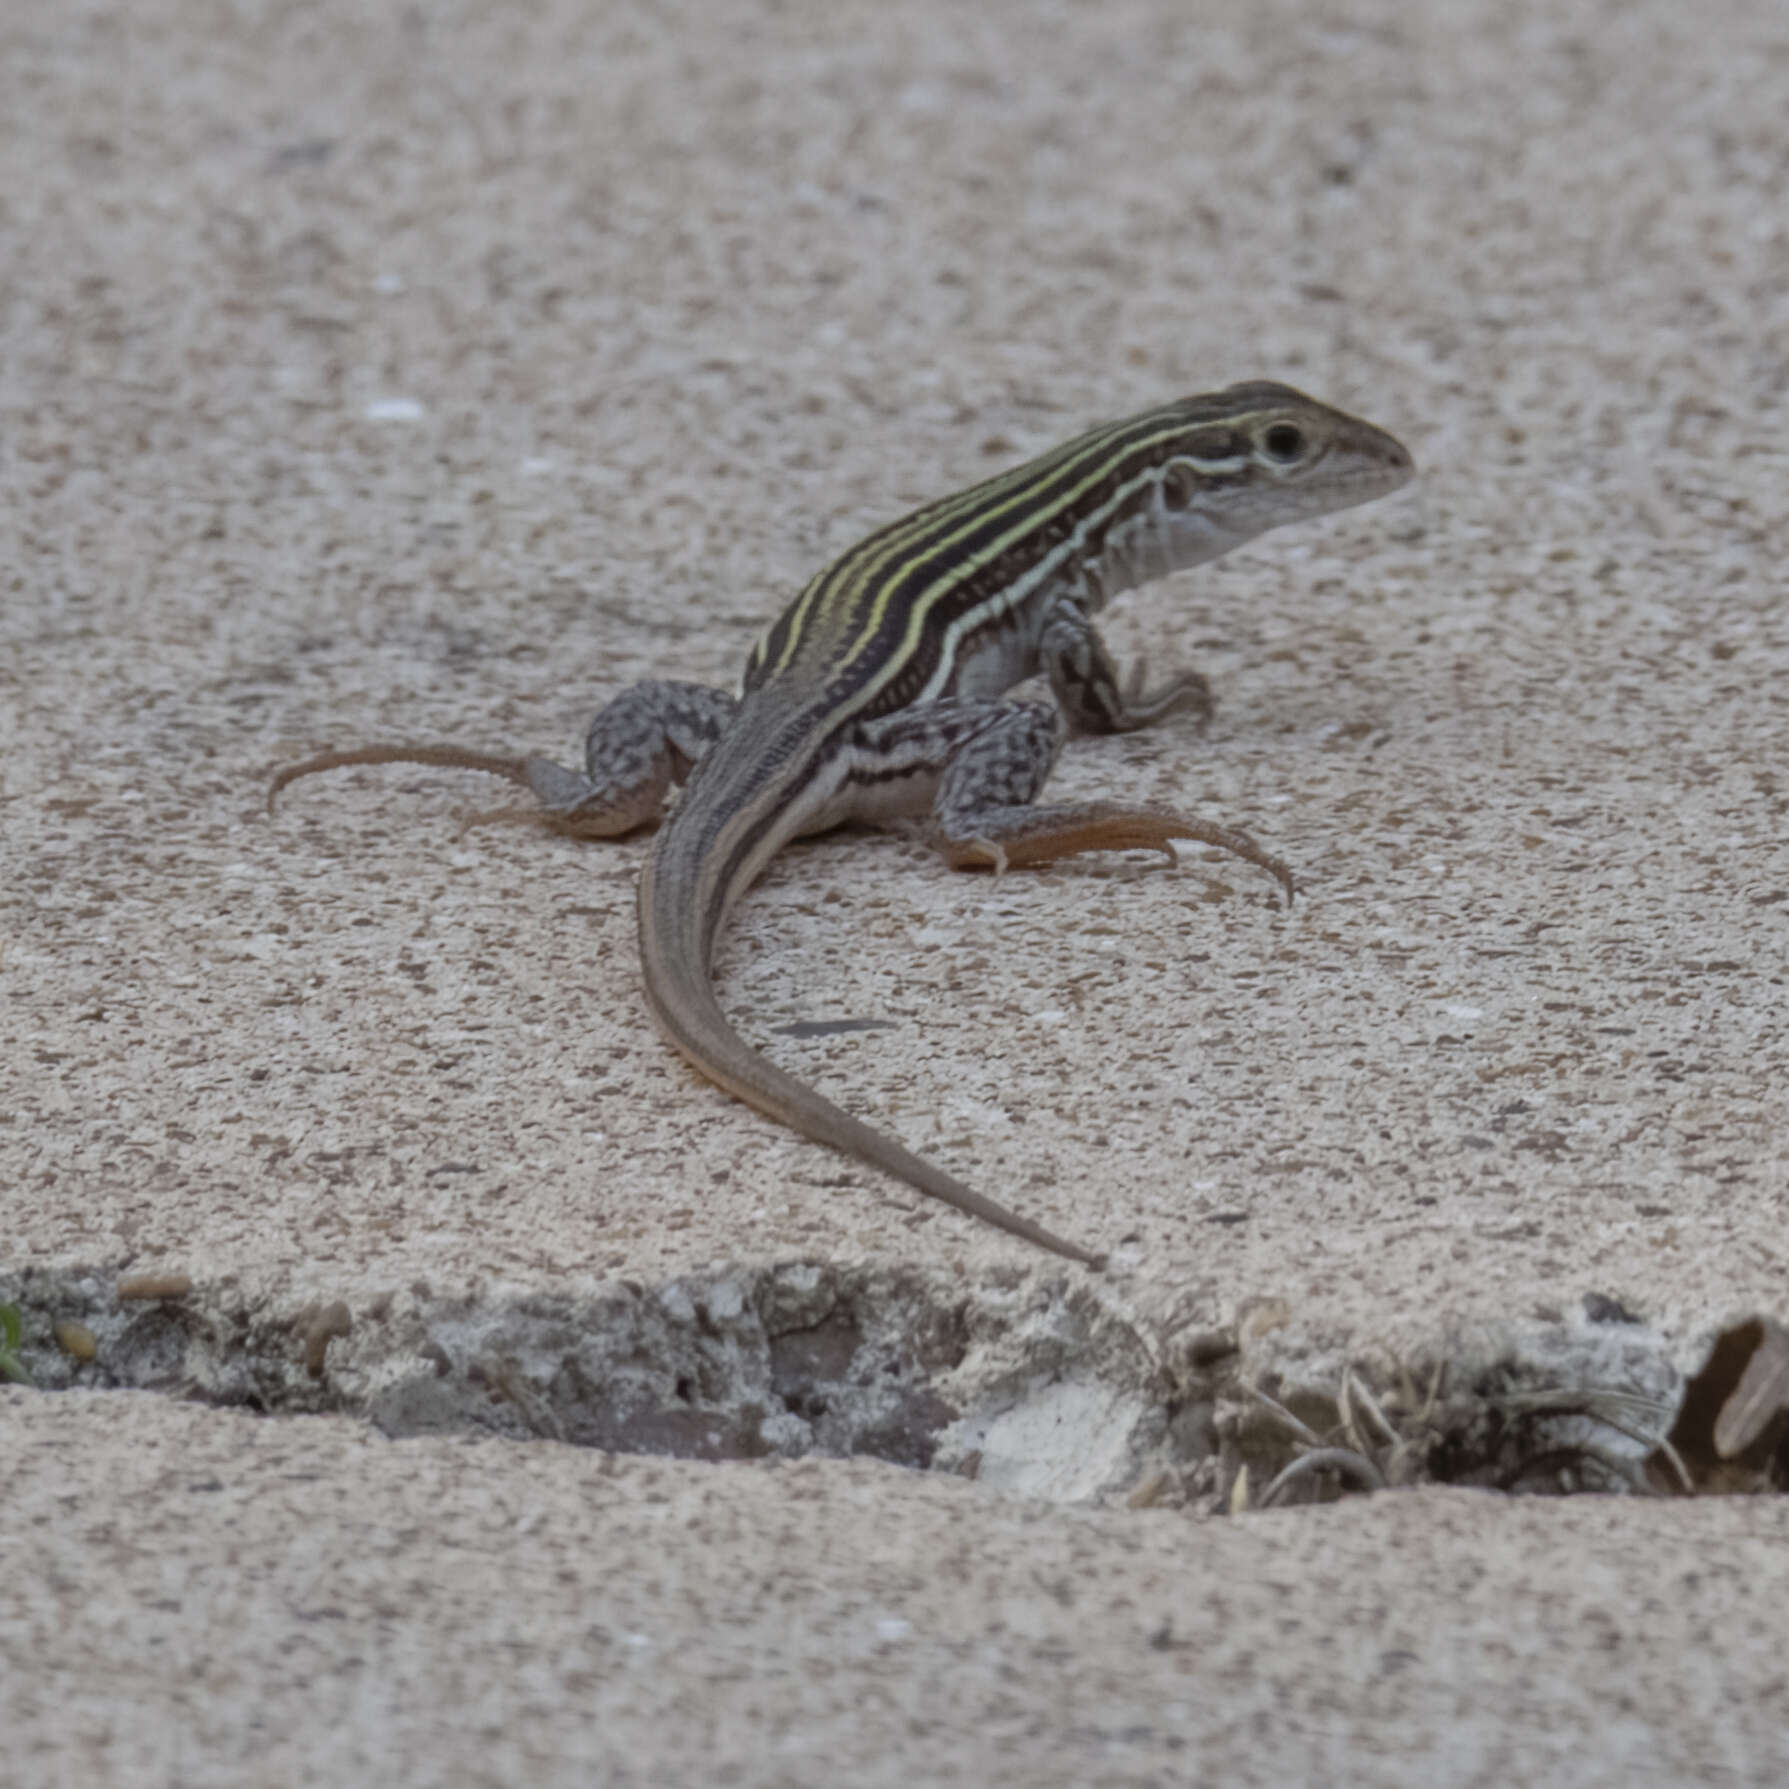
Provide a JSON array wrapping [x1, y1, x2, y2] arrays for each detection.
[[273, 381, 1412, 1266]]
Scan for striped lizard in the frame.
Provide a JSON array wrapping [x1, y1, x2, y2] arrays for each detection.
[[271, 381, 1412, 1268]]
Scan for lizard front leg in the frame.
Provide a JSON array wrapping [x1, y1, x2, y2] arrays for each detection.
[[1040, 597, 1212, 734], [852, 697, 1294, 899], [268, 680, 737, 838]]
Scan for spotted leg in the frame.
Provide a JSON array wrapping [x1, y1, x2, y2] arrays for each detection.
[[851, 696, 1294, 900], [268, 680, 737, 838], [1040, 599, 1212, 733]]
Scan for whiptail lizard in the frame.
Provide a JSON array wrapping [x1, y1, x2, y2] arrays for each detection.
[[271, 380, 1412, 1268]]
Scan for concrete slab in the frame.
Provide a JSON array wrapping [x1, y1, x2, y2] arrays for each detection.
[[3, 0, 1787, 1780], [8, 1391, 1789, 1789]]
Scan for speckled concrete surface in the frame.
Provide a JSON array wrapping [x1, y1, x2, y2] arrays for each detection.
[[4, 0, 1788, 1780], [8, 1392, 1789, 1789]]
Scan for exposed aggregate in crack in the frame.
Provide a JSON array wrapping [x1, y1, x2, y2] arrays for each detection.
[[0, 1261, 1167, 1500], [3, 1262, 1769, 1506]]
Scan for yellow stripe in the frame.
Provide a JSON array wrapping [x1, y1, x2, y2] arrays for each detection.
[[750, 389, 1290, 692], [757, 407, 1183, 681]]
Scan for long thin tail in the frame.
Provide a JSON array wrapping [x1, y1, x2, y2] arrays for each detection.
[[636, 822, 1106, 1268]]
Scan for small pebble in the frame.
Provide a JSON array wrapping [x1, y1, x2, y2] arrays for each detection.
[[53, 1320, 98, 1362]]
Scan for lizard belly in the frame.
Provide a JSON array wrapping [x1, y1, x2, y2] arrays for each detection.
[[945, 614, 1039, 701], [835, 764, 945, 825]]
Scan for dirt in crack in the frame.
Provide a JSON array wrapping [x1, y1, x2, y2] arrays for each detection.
[[4, 1269, 1771, 1506], [0, 1262, 1170, 1501]]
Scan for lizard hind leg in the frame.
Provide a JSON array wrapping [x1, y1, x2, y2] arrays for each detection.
[[267, 678, 739, 841], [915, 696, 1294, 901], [941, 802, 1294, 903], [266, 742, 539, 818]]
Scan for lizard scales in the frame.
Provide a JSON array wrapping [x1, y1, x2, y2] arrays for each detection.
[[273, 380, 1413, 1268]]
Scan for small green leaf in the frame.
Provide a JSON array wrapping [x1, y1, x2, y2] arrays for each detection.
[[0, 1302, 30, 1385]]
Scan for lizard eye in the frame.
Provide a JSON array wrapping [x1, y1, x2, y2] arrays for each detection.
[[1261, 422, 1306, 462]]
